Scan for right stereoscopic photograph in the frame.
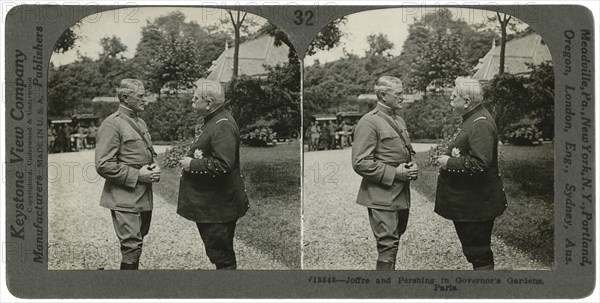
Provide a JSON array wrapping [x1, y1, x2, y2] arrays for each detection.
[[302, 7, 554, 271]]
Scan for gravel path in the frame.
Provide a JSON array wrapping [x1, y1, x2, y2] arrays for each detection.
[[48, 147, 549, 270], [303, 148, 550, 270], [48, 150, 287, 270]]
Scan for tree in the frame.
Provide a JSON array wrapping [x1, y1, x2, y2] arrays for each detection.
[[48, 57, 106, 116], [53, 22, 80, 53], [525, 61, 554, 138], [226, 62, 301, 137], [141, 95, 198, 141], [100, 36, 127, 59], [482, 73, 529, 136], [366, 33, 394, 56], [402, 95, 461, 139], [395, 8, 500, 86], [134, 11, 231, 79], [409, 31, 468, 92], [259, 17, 346, 59], [146, 36, 202, 94]]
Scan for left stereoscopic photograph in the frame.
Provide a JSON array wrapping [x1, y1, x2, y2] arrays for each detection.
[[47, 7, 301, 270]]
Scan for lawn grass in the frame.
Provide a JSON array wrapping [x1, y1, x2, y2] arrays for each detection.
[[154, 142, 301, 269], [411, 143, 554, 267]]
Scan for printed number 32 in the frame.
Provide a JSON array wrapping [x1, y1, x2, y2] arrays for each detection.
[[294, 10, 314, 26]]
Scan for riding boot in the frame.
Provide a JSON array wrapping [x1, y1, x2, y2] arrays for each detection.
[[120, 262, 138, 270], [376, 261, 395, 270], [473, 262, 494, 270], [216, 262, 237, 270]]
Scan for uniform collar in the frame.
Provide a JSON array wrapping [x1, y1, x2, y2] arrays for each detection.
[[376, 102, 397, 118], [203, 105, 226, 123], [118, 104, 138, 119], [462, 103, 483, 121]]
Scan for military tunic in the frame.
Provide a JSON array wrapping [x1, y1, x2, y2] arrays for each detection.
[[177, 107, 249, 223], [352, 105, 415, 210], [435, 105, 507, 222], [96, 105, 156, 212]]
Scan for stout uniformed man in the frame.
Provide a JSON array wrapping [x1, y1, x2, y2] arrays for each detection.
[[352, 76, 418, 270], [95, 79, 160, 270], [435, 77, 507, 270], [177, 79, 249, 270]]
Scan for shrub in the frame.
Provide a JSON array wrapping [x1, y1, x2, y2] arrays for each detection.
[[141, 96, 198, 142], [402, 94, 461, 140], [426, 138, 449, 167], [241, 127, 277, 147], [503, 123, 542, 145], [162, 138, 194, 168]]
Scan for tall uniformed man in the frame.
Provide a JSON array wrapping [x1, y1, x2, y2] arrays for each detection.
[[95, 79, 161, 270], [352, 76, 418, 270], [435, 77, 507, 270], [177, 79, 249, 270]]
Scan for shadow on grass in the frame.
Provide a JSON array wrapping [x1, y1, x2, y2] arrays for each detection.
[[154, 142, 301, 269], [411, 143, 554, 267]]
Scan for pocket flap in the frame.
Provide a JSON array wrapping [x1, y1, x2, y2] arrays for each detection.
[[122, 131, 141, 142], [379, 131, 399, 140]]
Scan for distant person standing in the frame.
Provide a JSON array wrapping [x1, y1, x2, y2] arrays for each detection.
[[327, 121, 336, 149], [309, 121, 320, 151], [342, 121, 351, 147], [435, 77, 507, 270], [352, 76, 418, 270], [87, 122, 98, 148], [74, 122, 86, 150], [95, 79, 161, 270], [348, 122, 355, 146], [48, 124, 56, 153], [319, 121, 330, 150], [64, 123, 73, 152], [55, 125, 66, 153]]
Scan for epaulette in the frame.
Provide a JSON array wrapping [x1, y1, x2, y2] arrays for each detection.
[[216, 118, 229, 124], [473, 117, 487, 123], [370, 109, 379, 115]]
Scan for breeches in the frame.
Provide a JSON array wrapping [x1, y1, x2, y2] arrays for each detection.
[[453, 220, 495, 267], [196, 220, 238, 268], [368, 208, 410, 263], [111, 210, 152, 264]]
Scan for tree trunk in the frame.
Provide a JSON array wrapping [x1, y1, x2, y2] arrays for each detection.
[[226, 10, 247, 92], [233, 23, 240, 79], [497, 13, 511, 75]]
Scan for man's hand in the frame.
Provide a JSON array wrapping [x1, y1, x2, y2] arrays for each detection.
[[405, 161, 419, 180], [139, 164, 161, 184], [180, 157, 193, 171], [148, 163, 161, 182], [437, 155, 450, 168], [395, 162, 419, 181]]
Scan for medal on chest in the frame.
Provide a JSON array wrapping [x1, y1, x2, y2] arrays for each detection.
[[450, 128, 462, 142]]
